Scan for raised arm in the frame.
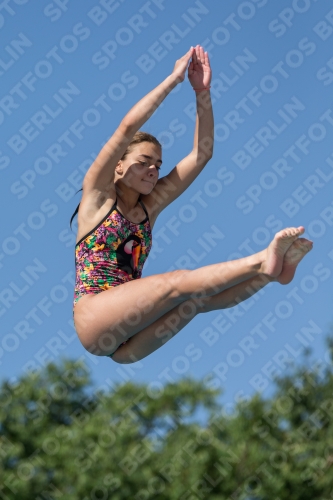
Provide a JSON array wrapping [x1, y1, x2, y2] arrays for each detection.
[[189, 46, 214, 163], [83, 48, 194, 195], [153, 45, 213, 212]]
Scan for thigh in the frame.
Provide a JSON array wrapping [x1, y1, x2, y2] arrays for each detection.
[[110, 296, 204, 363], [74, 270, 187, 355]]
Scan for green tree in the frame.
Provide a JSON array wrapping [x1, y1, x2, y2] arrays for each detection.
[[1, 340, 333, 500]]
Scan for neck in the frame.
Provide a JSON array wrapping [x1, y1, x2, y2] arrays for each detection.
[[115, 184, 141, 213]]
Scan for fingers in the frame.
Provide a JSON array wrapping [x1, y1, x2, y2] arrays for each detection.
[[204, 50, 211, 72], [181, 44, 211, 78], [191, 45, 210, 66], [204, 50, 210, 67], [199, 45, 211, 69], [184, 46, 194, 61], [199, 45, 205, 64], [192, 45, 198, 65]]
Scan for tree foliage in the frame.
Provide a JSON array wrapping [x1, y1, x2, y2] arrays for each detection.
[[1, 342, 333, 500]]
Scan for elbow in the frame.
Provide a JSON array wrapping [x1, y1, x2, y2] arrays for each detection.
[[204, 142, 214, 161], [196, 138, 214, 162], [206, 150, 213, 161], [206, 138, 214, 159], [197, 150, 213, 165]]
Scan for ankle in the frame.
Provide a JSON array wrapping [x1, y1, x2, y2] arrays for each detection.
[[256, 249, 267, 274]]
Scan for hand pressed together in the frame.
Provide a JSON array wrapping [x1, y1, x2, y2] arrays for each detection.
[[172, 45, 212, 89], [171, 47, 194, 83], [188, 44, 211, 90]]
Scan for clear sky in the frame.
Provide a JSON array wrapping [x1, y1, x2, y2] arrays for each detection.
[[1, 0, 333, 408]]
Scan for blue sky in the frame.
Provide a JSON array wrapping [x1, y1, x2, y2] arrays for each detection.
[[1, 0, 333, 408]]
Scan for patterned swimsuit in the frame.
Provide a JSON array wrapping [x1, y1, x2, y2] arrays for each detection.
[[74, 199, 152, 306]]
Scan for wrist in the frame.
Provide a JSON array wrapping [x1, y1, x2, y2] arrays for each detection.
[[193, 86, 211, 92], [167, 73, 182, 89]]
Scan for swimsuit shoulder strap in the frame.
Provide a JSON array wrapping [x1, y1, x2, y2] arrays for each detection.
[[138, 198, 149, 219], [112, 197, 149, 222]]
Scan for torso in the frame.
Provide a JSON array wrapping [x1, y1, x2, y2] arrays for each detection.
[[74, 198, 153, 306]]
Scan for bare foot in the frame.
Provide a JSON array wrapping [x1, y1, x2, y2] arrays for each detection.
[[276, 238, 313, 285], [261, 227, 305, 277]]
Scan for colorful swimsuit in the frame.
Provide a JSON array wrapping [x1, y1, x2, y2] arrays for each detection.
[[74, 199, 152, 306]]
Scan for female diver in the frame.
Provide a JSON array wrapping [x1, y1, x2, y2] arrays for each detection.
[[72, 45, 313, 363]]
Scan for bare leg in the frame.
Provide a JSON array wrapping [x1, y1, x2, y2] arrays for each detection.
[[200, 237, 312, 310], [111, 238, 312, 363], [74, 226, 304, 357], [110, 274, 273, 363]]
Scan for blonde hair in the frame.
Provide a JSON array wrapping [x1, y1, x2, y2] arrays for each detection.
[[121, 131, 161, 160]]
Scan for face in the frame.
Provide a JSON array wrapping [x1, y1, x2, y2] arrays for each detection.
[[117, 142, 162, 193]]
